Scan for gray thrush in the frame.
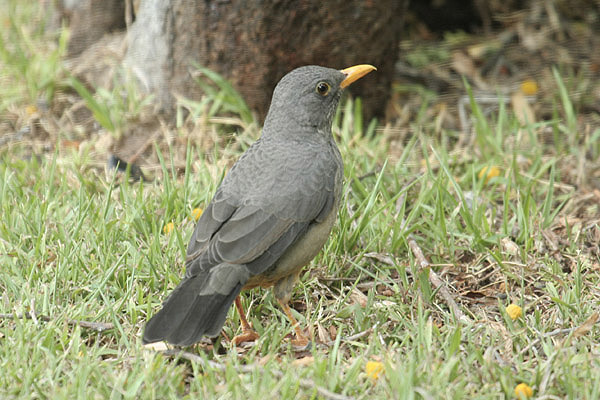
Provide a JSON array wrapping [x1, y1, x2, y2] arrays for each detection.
[[143, 64, 376, 347]]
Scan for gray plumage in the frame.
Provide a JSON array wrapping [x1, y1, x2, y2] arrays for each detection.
[[143, 66, 347, 346]]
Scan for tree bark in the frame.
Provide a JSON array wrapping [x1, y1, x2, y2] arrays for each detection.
[[53, 0, 127, 57], [125, 0, 405, 123]]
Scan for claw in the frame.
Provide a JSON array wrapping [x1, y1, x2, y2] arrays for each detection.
[[232, 328, 260, 346], [291, 336, 311, 352]]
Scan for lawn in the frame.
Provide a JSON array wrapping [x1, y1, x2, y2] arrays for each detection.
[[1, 1, 600, 399]]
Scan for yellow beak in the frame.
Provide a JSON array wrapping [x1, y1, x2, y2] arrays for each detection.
[[339, 64, 377, 88]]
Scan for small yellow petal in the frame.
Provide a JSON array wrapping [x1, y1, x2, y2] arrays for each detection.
[[478, 166, 501, 184], [163, 222, 175, 234], [25, 105, 38, 115], [192, 208, 203, 221], [506, 304, 523, 320], [520, 80, 538, 96], [514, 383, 533, 398], [365, 361, 384, 381]]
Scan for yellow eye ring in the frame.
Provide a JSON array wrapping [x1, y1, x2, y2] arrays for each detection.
[[315, 82, 331, 96]]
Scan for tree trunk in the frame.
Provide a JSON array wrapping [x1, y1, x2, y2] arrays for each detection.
[[125, 0, 405, 123], [53, 0, 127, 57]]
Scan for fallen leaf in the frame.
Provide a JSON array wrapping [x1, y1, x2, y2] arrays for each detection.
[[143, 341, 169, 351], [292, 356, 314, 367], [258, 355, 274, 366], [317, 322, 331, 344], [467, 40, 500, 59], [374, 300, 396, 309], [573, 312, 599, 339], [501, 237, 520, 255], [350, 288, 368, 308], [511, 91, 535, 126], [452, 50, 477, 78], [452, 50, 488, 89], [329, 325, 337, 339], [61, 140, 81, 150]]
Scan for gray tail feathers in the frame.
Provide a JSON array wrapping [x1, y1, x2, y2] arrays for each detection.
[[143, 266, 248, 346]]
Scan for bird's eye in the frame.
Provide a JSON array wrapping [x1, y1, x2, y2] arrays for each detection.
[[315, 82, 331, 96]]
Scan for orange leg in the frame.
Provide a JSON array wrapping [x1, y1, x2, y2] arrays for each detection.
[[277, 299, 310, 350], [231, 296, 259, 346]]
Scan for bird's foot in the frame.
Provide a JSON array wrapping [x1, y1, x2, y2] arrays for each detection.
[[289, 325, 312, 351], [276, 299, 312, 351], [231, 328, 259, 347], [290, 335, 312, 352]]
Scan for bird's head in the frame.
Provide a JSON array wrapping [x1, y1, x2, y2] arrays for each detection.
[[263, 64, 376, 137]]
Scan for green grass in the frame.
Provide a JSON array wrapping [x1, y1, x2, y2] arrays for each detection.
[[2, 96, 600, 398], [2, 1, 600, 399], [0, 0, 68, 112], [69, 71, 154, 140]]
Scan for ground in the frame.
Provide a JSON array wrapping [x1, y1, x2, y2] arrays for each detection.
[[1, 1, 600, 399]]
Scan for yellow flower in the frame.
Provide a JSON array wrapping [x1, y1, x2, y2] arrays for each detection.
[[163, 222, 174, 234], [25, 104, 38, 115], [192, 208, 203, 221], [365, 361, 384, 381], [506, 304, 523, 320], [520, 80, 538, 96], [478, 166, 500, 184], [514, 383, 533, 398]]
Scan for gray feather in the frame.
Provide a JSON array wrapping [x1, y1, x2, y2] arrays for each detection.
[[143, 66, 346, 346]]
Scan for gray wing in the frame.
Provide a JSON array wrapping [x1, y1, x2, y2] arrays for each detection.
[[185, 140, 340, 278], [185, 197, 297, 276]]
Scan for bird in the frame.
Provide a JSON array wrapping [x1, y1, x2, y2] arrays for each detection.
[[143, 64, 376, 348]]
